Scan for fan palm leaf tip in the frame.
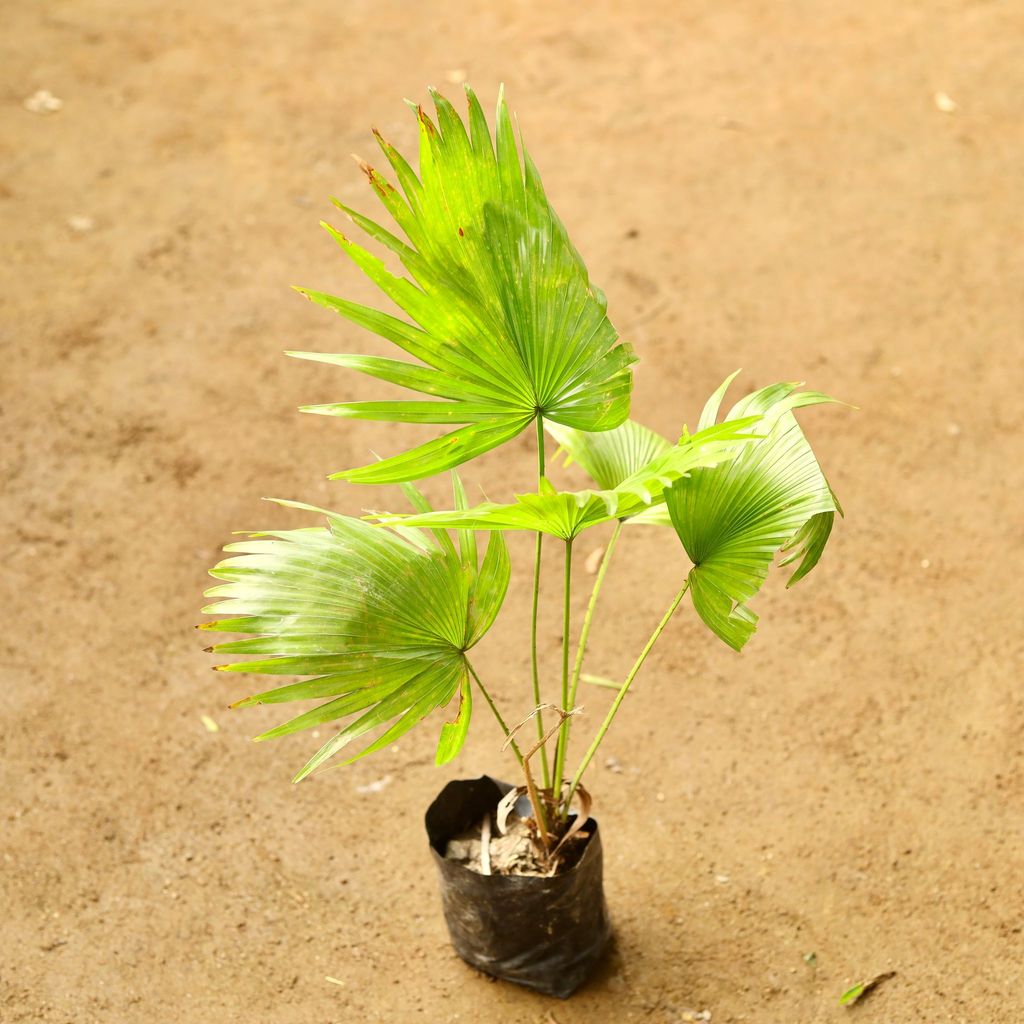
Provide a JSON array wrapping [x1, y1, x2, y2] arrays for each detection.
[[289, 85, 636, 484], [665, 374, 843, 651], [199, 478, 510, 780]]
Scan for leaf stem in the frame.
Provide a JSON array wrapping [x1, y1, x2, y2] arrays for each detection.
[[561, 540, 573, 711], [554, 519, 622, 819], [529, 414, 551, 788], [563, 579, 690, 809], [467, 661, 523, 766], [550, 537, 576, 796]]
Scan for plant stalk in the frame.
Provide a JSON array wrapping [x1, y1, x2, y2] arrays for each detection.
[[550, 537, 575, 799], [561, 540, 573, 711], [554, 519, 622, 819], [529, 414, 551, 788], [467, 661, 523, 766], [563, 579, 691, 810], [516, 713, 570, 846]]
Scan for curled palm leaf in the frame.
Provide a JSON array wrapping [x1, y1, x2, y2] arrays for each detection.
[[666, 374, 843, 651], [200, 478, 509, 779], [371, 419, 758, 540], [291, 85, 636, 483]]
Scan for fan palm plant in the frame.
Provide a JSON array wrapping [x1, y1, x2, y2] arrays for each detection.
[[202, 86, 844, 857]]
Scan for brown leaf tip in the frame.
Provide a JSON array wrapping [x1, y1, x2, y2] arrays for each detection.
[[417, 105, 437, 135]]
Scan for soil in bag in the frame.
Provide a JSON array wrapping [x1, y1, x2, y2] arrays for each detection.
[[425, 775, 612, 999]]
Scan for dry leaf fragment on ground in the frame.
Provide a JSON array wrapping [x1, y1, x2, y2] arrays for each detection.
[[839, 970, 896, 1005]]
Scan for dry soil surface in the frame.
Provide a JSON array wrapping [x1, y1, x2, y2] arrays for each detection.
[[3, 2, 1023, 1022]]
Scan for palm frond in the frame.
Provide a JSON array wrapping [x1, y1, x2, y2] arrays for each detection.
[[546, 417, 672, 489], [372, 419, 758, 540], [666, 379, 843, 651], [201, 481, 509, 778], [292, 86, 636, 483], [546, 416, 676, 525]]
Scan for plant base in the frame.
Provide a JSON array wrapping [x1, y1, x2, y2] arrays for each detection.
[[425, 775, 612, 999]]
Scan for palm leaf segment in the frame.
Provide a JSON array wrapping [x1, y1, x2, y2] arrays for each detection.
[[545, 416, 676, 526], [292, 86, 636, 483], [374, 417, 759, 541], [200, 481, 510, 780], [666, 373, 842, 651]]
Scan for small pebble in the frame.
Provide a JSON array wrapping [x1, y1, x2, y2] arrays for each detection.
[[356, 775, 392, 795], [24, 89, 63, 113], [715, 873, 730, 885], [655, 791, 665, 802], [934, 91, 958, 113], [604, 756, 623, 774], [68, 215, 95, 233], [200, 715, 219, 733], [584, 546, 605, 575], [921, 558, 931, 569], [947, 422, 961, 436], [445, 69, 468, 84]]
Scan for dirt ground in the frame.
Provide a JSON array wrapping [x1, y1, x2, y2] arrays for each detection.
[[3, 1, 1023, 1021]]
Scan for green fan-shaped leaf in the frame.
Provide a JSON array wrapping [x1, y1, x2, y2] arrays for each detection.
[[666, 379, 843, 651], [546, 416, 677, 526], [435, 675, 473, 766], [372, 418, 759, 540], [201, 482, 509, 779], [291, 85, 636, 483], [546, 417, 672, 489]]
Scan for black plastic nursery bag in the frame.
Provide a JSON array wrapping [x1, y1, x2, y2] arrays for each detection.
[[425, 775, 611, 999]]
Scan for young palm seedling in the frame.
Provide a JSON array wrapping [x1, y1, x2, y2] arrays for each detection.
[[201, 86, 844, 998]]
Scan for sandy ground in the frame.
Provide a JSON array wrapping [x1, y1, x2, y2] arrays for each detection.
[[3, 1, 1023, 1021]]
